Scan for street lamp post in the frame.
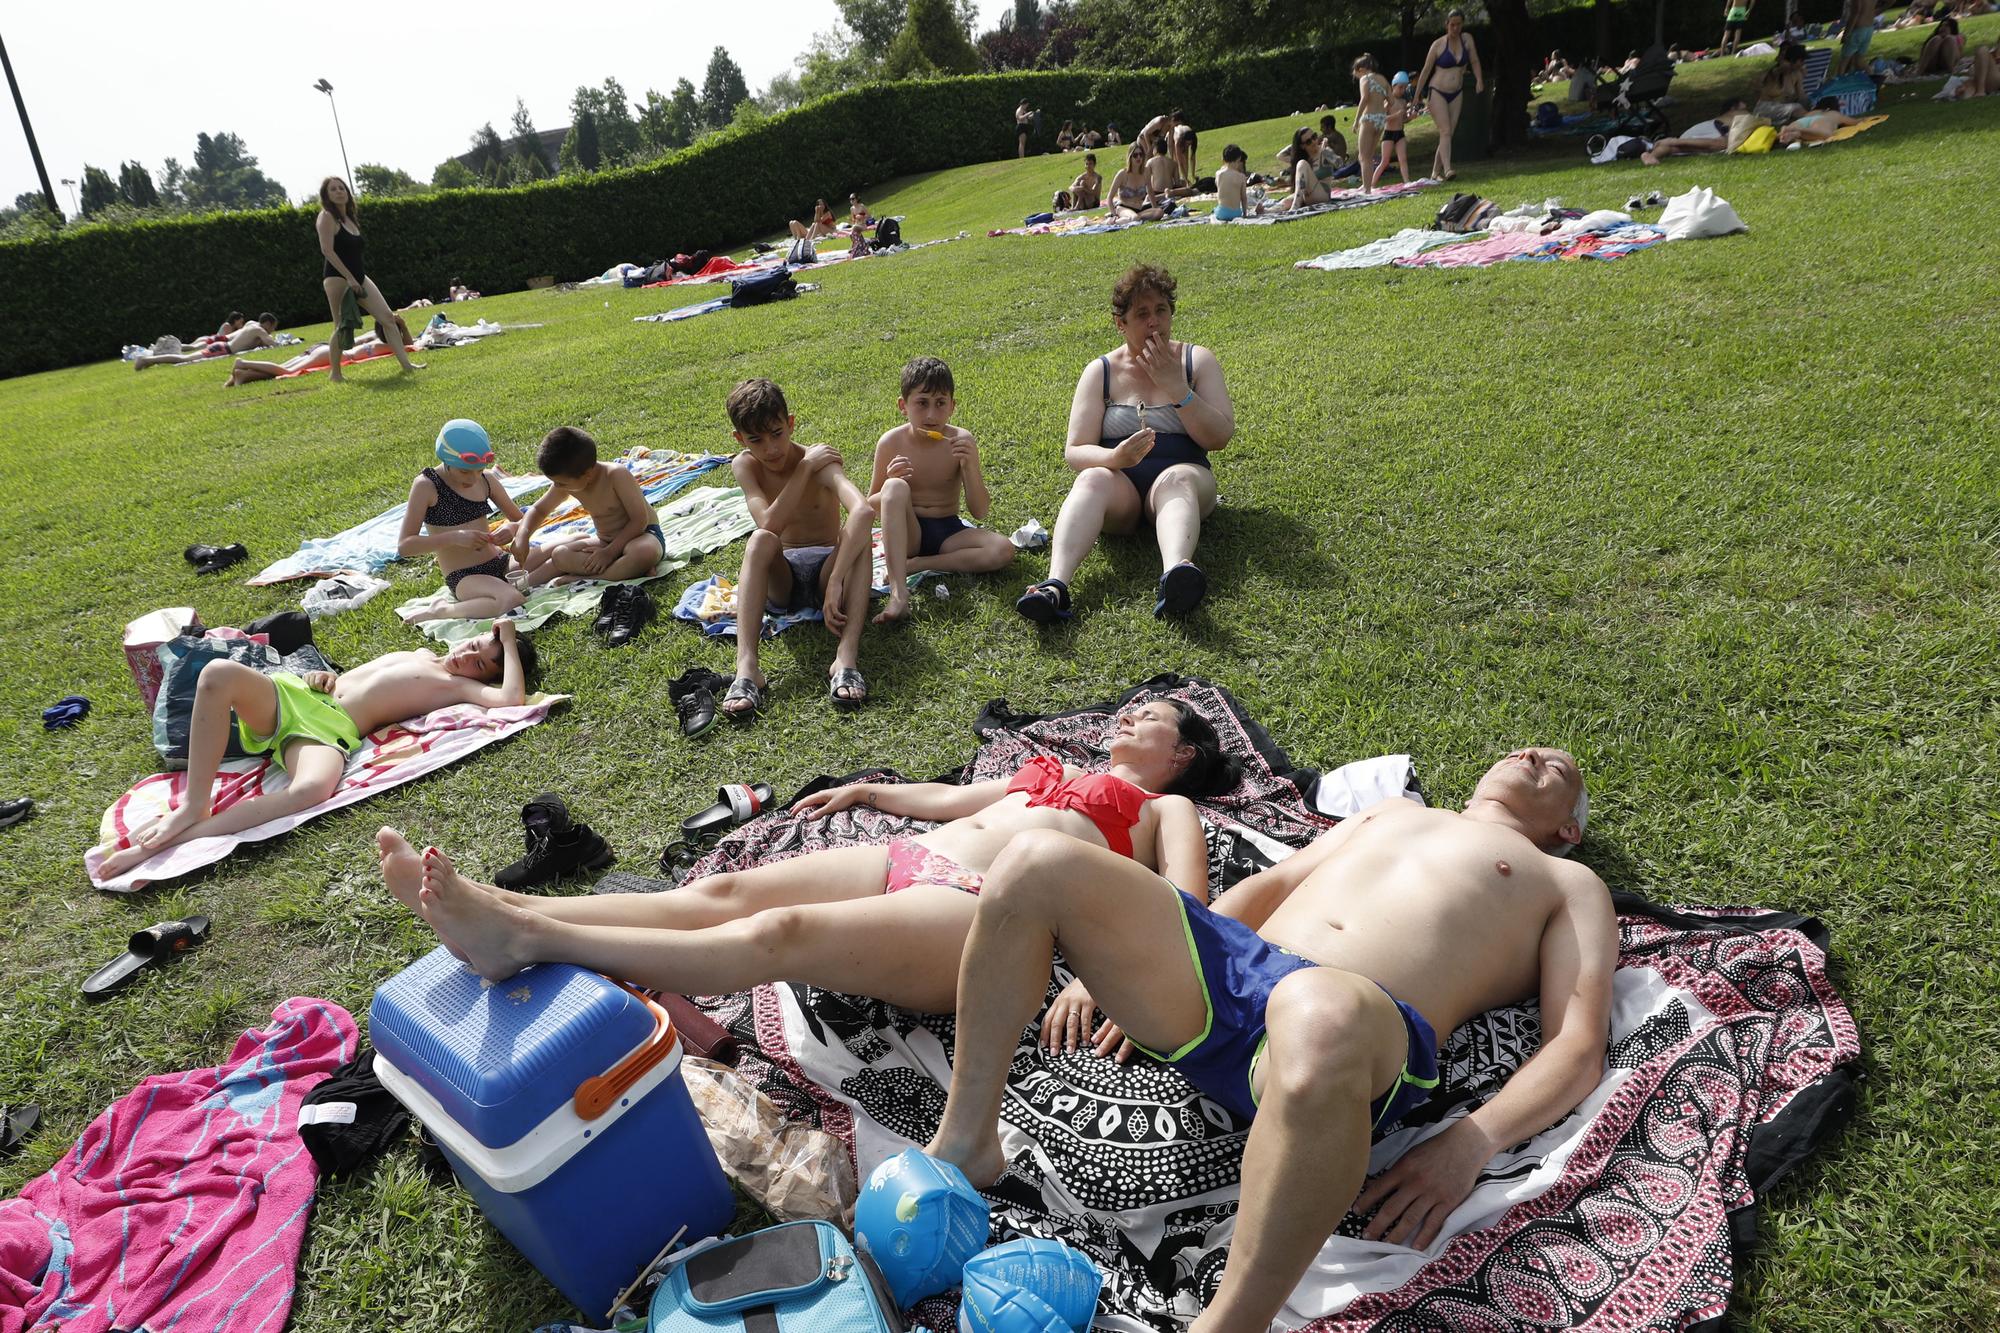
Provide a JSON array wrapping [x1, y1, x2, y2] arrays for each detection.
[[59, 175, 75, 215], [1, 31, 61, 220], [313, 78, 353, 186]]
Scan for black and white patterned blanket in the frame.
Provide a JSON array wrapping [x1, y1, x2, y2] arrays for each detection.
[[679, 677, 1859, 1332]]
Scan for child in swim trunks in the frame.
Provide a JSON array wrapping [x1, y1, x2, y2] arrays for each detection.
[[398, 418, 528, 624], [1721, 0, 1752, 55], [722, 378, 878, 718], [1214, 144, 1258, 220], [868, 357, 1016, 624], [1372, 72, 1416, 189], [512, 426, 667, 588]]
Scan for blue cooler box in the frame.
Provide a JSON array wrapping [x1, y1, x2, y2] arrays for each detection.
[[372, 947, 735, 1317]]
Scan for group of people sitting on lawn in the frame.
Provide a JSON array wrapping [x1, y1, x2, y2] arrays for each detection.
[[789, 193, 875, 244]]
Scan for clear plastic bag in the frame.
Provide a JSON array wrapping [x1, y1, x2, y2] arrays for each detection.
[[682, 1057, 856, 1225], [301, 572, 390, 619]]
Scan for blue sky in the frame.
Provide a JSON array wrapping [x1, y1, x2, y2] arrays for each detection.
[[3, 1, 1010, 214]]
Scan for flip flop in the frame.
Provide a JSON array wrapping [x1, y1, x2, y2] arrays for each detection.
[[829, 667, 869, 711], [1014, 578, 1072, 625], [1154, 562, 1208, 619], [720, 676, 766, 721], [82, 916, 211, 1003], [0, 1104, 40, 1158]]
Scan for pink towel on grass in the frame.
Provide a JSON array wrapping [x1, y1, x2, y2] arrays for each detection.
[[0, 999, 358, 1333]]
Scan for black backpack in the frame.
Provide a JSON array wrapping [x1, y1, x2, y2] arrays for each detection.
[[729, 268, 797, 307], [874, 217, 901, 247]]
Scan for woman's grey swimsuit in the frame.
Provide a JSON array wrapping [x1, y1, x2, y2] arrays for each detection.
[[1100, 346, 1209, 508]]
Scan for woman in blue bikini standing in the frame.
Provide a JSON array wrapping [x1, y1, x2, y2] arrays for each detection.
[[1414, 8, 1485, 181], [1016, 264, 1235, 624]]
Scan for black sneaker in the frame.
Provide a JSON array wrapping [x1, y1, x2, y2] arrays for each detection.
[[593, 585, 627, 636], [605, 585, 656, 647], [0, 798, 31, 829], [495, 819, 615, 890]]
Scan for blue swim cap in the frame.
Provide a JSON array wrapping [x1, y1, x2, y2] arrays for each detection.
[[1393, 70, 1411, 85], [435, 418, 494, 470], [854, 1150, 992, 1308], [960, 1239, 1103, 1333], [958, 1269, 1068, 1333]]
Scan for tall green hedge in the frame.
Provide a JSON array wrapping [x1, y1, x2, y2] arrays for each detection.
[[0, 52, 1332, 380]]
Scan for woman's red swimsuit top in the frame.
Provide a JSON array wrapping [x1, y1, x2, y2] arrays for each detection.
[[1006, 754, 1157, 858]]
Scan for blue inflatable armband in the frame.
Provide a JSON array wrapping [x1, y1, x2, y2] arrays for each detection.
[[959, 1239, 1103, 1333], [854, 1149, 992, 1308], [958, 1268, 1069, 1333]]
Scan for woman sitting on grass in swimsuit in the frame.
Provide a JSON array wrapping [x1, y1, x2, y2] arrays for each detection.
[[1016, 263, 1235, 625], [376, 700, 1238, 1019], [1275, 124, 1334, 211], [1107, 143, 1168, 220], [1415, 8, 1485, 180]]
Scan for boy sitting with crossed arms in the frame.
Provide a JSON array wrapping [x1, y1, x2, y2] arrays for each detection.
[[869, 357, 1015, 623]]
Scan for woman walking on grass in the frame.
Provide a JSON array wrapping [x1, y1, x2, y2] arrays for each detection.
[[315, 177, 422, 383], [1414, 9, 1485, 181]]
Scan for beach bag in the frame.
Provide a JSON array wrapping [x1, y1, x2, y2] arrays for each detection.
[[730, 268, 797, 306], [1737, 124, 1778, 153], [1434, 192, 1496, 234], [1659, 186, 1748, 241], [646, 1222, 901, 1333], [875, 217, 901, 247], [1023, 211, 1056, 226], [124, 607, 200, 710], [1534, 101, 1562, 129], [786, 236, 818, 266]]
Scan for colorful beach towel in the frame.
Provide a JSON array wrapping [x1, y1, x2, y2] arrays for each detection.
[[0, 998, 358, 1333], [396, 485, 753, 642], [1807, 113, 1888, 145], [1296, 227, 1463, 270], [635, 283, 821, 324], [248, 451, 725, 584], [665, 677, 1857, 1333], [85, 694, 567, 891], [1394, 220, 1668, 269]]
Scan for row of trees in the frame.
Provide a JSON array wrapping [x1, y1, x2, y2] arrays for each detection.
[[0, 132, 286, 240]]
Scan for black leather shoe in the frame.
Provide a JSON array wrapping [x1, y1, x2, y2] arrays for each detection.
[[495, 821, 615, 890], [0, 797, 32, 829], [193, 543, 248, 576], [593, 585, 627, 636], [605, 586, 656, 648]]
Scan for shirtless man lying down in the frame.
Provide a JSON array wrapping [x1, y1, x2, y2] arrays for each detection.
[[924, 746, 1616, 1333]]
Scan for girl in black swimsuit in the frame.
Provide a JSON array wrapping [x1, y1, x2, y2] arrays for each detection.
[[316, 176, 423, 383], [1016, 264, 1236, 625]]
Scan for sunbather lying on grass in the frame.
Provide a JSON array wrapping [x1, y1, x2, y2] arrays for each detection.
[[1779, 98, 1864, 144], [92, 624, 534, 878], [375, 700, 1234, 1014], [1641, 100, 1749, 163], [225, 315, 417, 386], [924, 747, 1612, 1333]]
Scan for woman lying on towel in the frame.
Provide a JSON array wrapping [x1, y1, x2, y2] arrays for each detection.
[[1016, 263, 1235, 624], [1778, 97, 1863, 144], [225, 314, 417, 386], [377, 699, 1238, 1014]]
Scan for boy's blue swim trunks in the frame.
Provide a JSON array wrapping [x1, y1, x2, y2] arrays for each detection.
[[1128, 890, 1440, 1132]]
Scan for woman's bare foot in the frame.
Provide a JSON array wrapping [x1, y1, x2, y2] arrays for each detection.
[[416, 844, 538, 982], [872, 590, 911, 626], [401, 361, 428, 372], [922, 1129, 1009, 1189], [95, 802, 207, 877], [377, 828, 471, 963]]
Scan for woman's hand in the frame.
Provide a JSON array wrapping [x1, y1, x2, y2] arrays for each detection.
[[1137, 331, 1191, 400], [1042, 979, 1100, 1055], [796, 784, 875, 819], [1110, 428, 1157, 468], [1091, 1017, 1136, 1063]]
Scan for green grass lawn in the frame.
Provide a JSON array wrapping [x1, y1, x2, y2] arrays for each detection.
[[2, 27, 1997, 1329]]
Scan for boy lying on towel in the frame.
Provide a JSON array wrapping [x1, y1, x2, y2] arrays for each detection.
[[92, 623, 536, 878], [924, 746, 1615, 1333]]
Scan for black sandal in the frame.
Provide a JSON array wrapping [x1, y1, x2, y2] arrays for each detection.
[[82, 916, 211, 1003], [829, 667, 870, 710], [1014, 578, 1072, 624], [720, 677, 766, 721], [1155, 562, 1208, 618]]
